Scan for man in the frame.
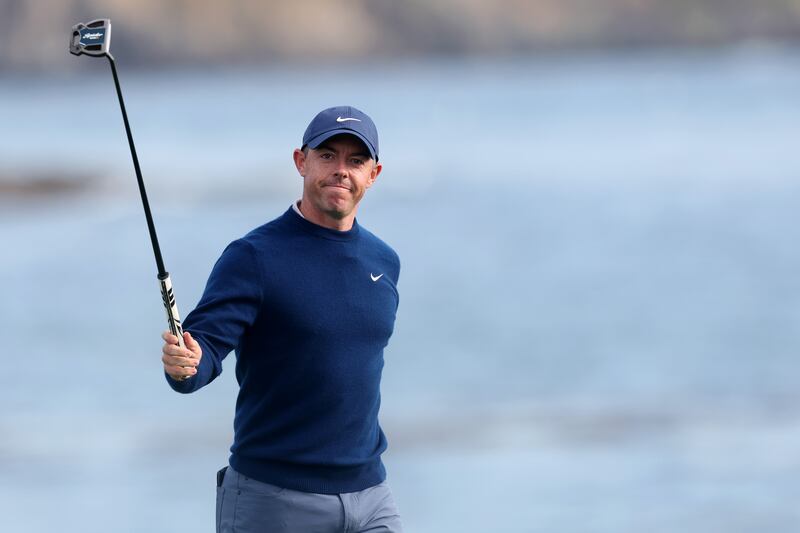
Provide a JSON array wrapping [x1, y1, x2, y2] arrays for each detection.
[[160, 106, 403, 533]]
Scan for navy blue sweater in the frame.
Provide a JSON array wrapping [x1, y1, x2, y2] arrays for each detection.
[[166, 207, 400, 494]]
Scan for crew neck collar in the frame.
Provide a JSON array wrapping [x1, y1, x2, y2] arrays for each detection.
[[284, 204, 360, 242]]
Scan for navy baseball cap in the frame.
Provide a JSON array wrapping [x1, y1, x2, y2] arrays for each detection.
[[302, 106, 379, 161]]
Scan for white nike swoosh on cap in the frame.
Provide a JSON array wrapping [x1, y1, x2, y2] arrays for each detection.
[[370, 273, 383, 282], [336, 117, 361, 122]]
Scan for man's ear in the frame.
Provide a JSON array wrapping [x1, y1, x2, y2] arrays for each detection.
[[293, 148, 306, 177], [366, 161, 383, 189]]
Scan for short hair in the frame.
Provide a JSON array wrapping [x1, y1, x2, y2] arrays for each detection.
[[301, 136, 377, 165]]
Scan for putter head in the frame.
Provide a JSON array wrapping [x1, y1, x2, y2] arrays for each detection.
[[69, 19, 111, 57]]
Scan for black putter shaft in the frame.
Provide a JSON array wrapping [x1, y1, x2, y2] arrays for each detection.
[[107, 54, 166, 276], [105, 54, 186, 351], [105, 53, 186, 351]]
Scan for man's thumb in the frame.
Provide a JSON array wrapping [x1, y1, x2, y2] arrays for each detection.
[[184, 331, 200, 352]]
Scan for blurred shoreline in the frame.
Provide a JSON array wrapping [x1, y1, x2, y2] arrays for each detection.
[[4, 0, 800, 72]]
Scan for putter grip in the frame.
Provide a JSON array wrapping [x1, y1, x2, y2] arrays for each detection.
[[159, 273, 186, 349]]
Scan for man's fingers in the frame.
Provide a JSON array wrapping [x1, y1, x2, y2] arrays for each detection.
[[162, 353, 198, 368], [161, 330, 201, 382], [165, 364, 197, 380], [161, 330, 178, 345], [163, 342, 199, 360]]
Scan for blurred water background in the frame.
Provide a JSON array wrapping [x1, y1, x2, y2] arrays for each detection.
[[3, 2, 800, 533]]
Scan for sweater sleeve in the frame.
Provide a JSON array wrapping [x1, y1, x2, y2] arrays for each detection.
[[165, 239, 263, 393]]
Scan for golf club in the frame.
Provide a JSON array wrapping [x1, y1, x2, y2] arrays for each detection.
[[70, 19, 187, 354]]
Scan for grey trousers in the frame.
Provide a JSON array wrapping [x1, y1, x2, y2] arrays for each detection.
[[216, 466, 404, 533]]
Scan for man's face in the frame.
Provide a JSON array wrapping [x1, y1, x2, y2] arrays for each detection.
[[294, 134, 382, 221]]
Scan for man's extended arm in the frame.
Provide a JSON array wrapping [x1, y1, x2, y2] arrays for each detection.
[[163, 238, 263, 393]]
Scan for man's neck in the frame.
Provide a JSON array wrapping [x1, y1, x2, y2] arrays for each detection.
[[297, 199, 356, 232]]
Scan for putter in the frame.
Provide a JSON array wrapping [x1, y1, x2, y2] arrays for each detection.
[[70, 19, 187, 354]]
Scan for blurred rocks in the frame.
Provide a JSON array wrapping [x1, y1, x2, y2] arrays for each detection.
[[0, 169, 96, 197]]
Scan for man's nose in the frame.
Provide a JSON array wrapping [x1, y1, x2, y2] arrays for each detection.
[[333, 160, 350, 177]]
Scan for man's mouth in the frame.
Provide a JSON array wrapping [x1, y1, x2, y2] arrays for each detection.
[[325, 183, 351, 191]]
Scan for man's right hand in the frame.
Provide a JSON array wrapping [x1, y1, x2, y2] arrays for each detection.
[[162, 330, 202, 381]]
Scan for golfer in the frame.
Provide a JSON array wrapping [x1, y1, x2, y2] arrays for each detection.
[[160, 106, 403, 533]]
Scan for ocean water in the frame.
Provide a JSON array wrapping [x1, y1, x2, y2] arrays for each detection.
[[2, 49, 800, 532]]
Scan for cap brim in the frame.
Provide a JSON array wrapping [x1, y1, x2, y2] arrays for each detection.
[[305, 129, 377, 161]]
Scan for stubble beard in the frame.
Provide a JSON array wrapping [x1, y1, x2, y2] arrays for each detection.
[[318, 186, 357, 220]]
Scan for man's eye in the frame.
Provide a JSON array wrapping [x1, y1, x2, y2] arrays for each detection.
[[320, 153, 333, 159], [351, 159, 364, 166]]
